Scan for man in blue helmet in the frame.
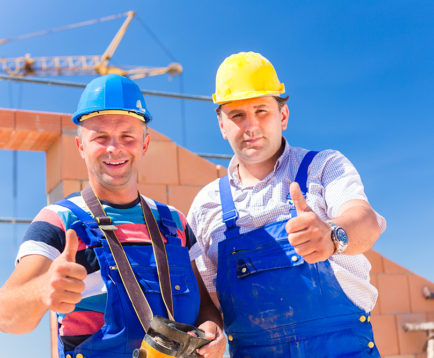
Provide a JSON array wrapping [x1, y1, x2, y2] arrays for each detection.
[[0, 74, 226, 358], [187, 52, 387, 357]]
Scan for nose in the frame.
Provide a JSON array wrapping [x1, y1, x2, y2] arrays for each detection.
[[244, 111, 260, 133], [106, 138, 121, 155]]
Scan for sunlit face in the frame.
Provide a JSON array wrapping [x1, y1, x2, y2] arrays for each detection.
[[76, 114, 149, 193], [218, 96, 289, 166]]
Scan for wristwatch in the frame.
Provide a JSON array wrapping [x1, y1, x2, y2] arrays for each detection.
[[328, 221, 349, 254]]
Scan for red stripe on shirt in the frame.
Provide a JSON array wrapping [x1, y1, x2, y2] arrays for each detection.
[[33, 208, 65, 230], [59, 311, 104, 336]]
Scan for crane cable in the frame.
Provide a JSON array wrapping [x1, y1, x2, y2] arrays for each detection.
[[0, 12, 130, 45]]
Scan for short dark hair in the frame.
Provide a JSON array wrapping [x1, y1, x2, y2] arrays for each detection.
[[215, 95, 289, 116]]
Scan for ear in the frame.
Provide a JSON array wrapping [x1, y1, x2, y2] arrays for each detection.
[[75, 136, 85, 159], [142, 133, 151, 155], [280, 104, 289, 131], [217, 115, 228, 140]]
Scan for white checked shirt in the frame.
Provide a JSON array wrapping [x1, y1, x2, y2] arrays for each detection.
[[188, 139, 386, 312]]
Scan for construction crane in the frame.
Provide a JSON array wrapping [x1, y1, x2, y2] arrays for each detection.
[[0, 11, 182, 79]]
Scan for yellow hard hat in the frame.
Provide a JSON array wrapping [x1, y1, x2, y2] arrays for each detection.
[[212, 51, 285, 105]]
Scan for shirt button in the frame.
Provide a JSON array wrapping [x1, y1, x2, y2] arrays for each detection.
[[174, 285, 181, 291], [241, 267, 247, 273], [359, 315, 366, 323], [66, 355, 72, 358], [228, 334, 233, 341], [76, 354, 84, 358], [291, 255, 298, 262], [368, 341, 375, 349], [367, 315, 371, 322]]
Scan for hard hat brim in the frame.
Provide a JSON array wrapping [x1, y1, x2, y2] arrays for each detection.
[[213, 85, 285, 105]]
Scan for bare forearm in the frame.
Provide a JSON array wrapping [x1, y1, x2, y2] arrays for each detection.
[[331, 200, 381, 255], [0, 276, 47, 333]]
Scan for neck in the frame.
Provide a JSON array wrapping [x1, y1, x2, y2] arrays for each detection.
[[88, 178, 138, 205], [237, 144, 284, 186]]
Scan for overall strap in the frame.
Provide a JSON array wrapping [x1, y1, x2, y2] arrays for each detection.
[[81, 185, 174, 333], [218, 175, 240, 239], [289, 150, 319, 218], [155, 201, 179, 238], [295, 151, 319, 195], [56, 198, 102, 247]]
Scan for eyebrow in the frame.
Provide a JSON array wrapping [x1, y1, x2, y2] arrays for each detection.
[[226, 104, 269, 116]]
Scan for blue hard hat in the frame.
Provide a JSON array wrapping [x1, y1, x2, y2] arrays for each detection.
[[72, 74, 152, 124]]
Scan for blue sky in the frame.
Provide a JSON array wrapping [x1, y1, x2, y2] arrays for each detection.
[[0, 1, 433, 357]]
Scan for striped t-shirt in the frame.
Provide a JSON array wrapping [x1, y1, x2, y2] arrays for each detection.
[[16, 192, 195, 350]]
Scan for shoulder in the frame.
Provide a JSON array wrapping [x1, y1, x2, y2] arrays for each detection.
[[188, 178, 221, 219], [140, 194, 187, 231], [286, 147, 356, 185]]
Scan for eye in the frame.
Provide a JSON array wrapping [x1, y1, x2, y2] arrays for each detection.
[[93, 135, 107, 142], [230, 113, 243, 120], [122, 134, 136, 140]]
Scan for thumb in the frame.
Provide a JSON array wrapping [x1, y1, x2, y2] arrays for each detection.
[[289, 182, 311, 213], [63, 229, 79, 262]]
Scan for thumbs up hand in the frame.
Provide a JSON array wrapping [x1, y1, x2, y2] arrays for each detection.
[[285, 182, 335, 263], [42, 229, 87, 313]]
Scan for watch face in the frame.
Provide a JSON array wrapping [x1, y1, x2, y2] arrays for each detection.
[[336, 227, 349, 245]]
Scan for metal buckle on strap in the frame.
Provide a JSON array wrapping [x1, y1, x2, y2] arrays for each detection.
[[96, 216, 117, 231], [222, 209, 238, 223]]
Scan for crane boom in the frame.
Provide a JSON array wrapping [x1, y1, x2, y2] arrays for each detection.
[[0, 11, 182, 79]]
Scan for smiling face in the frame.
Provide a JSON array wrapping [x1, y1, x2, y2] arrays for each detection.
[[76, 113, 149, 202], [218, 96, 289, 169]]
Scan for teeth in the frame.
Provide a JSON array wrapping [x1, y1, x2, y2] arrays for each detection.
[[105, 160, 127, 165]]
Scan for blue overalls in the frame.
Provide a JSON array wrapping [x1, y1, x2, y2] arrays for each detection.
[[217, 152, 380, 357], [56, 198, 200, 358]]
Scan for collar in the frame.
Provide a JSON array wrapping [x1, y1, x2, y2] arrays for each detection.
[[227, 137, 291, 187]]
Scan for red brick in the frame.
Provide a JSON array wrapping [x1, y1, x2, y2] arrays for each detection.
[[178, 146, 218, 185], [0, 109, 15, 128], [138, 183, 168, 204], [62, 180, 82, 197], [148, 128, 171, 142], [371, 314, 399, 356], [16, 110, 61, 133], [365, 249, 385, 274], [139, 141, 179, 184], [217, 164, 228, 178], [61, 135, 88, 181], [50, 311, 59, 358], [46, 135, 88, 193], [408, 274, 434, 313], [377, 274, 411, 314], [370, 274, 381, 315], [80, 180, 89, 190], [384, 257, 412, 274], [396, 313, 427, 355], [61, 114, 76, 134], [0, 128, 13, 148], [167, 185, 202, 214], [46, 136, 62, 193]]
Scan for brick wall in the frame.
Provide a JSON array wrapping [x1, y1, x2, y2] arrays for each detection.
[[1, 108, 433, 358]]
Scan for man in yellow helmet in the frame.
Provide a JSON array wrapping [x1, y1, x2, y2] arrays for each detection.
[[187, 52, 386, 357]]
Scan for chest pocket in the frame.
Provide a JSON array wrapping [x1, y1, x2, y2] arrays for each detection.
[[135, 266, 190, 296], [234, 238, 305, 279]]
